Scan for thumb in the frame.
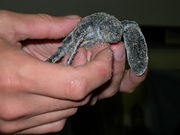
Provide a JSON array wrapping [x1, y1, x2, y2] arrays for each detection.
[[21, 44, 113, 100]]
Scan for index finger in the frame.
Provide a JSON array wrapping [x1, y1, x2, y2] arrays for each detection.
[[21, 45, 113, 100], [0, 10, 80, 41]]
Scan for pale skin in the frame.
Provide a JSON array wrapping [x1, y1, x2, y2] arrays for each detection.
[[0, 10, 147, 134]]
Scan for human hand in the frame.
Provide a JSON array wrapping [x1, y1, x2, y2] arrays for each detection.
[[0, 10, 113, 134], [90, 42, 147, 105]]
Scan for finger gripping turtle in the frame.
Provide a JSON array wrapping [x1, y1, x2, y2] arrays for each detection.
[[46, 12, 148, 76]]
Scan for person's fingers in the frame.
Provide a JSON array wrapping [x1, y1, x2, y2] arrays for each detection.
[[94, 42, 126, 100], [0, 91, 91, 122], [89, 43, 125, 104], [1, 109, 76, 134], [21, 44, 112, 100], [29, 94, 90, 117], [16, 120, 66, 134], [119, 69, 147, 93], [0, 10, 80, 42]]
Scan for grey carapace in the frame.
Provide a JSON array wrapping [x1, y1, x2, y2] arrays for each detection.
[[46, 12, 148, 76]]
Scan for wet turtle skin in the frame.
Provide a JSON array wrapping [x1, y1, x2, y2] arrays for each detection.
[[46, 12, 148, 76]]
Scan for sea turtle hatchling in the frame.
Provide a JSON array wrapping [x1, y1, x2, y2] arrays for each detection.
[[46, 12, 148, 76]]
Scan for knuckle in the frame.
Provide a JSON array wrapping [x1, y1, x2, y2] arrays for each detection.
[[67, 78, 88, 100], [36, 13, 54, 23], [35, 13, 56, 36]]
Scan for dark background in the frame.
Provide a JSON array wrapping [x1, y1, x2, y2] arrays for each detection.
[[1, 0, 180, 135], [0, 0, 180, 26]]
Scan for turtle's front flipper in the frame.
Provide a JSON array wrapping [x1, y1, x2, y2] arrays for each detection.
[[46, 46, 67, 63], [122, 20, 148, 76]]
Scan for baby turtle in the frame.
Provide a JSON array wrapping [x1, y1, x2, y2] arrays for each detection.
[[46, 12, 148, 76]]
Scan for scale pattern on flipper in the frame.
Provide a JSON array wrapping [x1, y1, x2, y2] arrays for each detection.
[[46, 12, 148, 76], [122, 20, 148, 76]]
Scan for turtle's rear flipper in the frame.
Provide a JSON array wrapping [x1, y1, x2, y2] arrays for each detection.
[[122, 21, 148, 76]]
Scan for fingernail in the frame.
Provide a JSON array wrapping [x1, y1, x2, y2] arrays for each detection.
[[111, 45, 125, 61], [64, 15, 80, 19]]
